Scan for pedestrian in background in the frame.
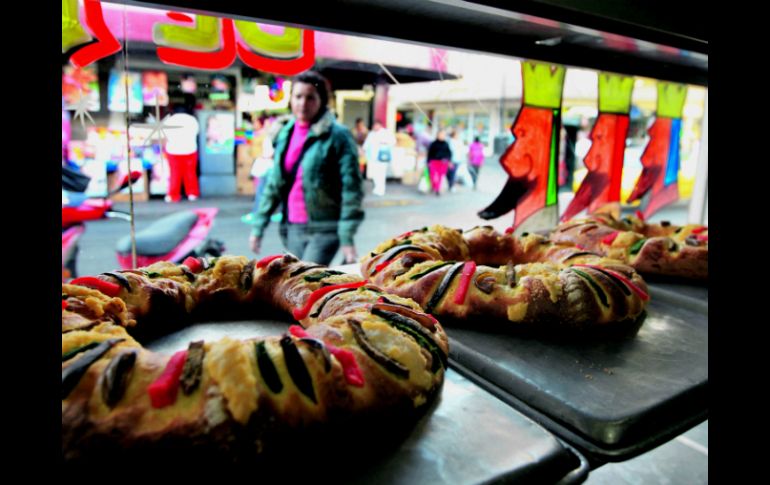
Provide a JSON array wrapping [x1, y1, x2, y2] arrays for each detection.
[[363, 121, 395, 196], [247, 71, 364, 266], [447, 128, 468, 191], [426, 129, 452, 195], [163, 94, 200, 202], [468, 136, 485, 189], [353, 117, 369, 175]]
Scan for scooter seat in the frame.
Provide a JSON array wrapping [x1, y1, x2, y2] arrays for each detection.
[[116, 211, 199, 256]]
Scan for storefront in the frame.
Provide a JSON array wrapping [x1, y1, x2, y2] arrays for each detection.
[[61, 1, 708, 480]]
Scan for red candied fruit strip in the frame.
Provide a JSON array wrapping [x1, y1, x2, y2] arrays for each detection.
[[256, 254, 284, 268], [288, 325, 364, 387], [182, 256, 203, 273], [602, 231, 620, 245], [292, 281, 367, 321], [575, 264, 649, 301], [691, 226, 708, 234], [453, 261, 477, 304], [69, 276, 122, 297], [147, 350, 188, 408]]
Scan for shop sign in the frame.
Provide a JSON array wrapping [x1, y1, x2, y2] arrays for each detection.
[[62, 0, 315, 75]]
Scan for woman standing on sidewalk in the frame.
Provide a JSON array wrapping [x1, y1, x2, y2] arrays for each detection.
[[247, 71, 364, 266], [427, 129, 452, 195], [468, 136, 485, 189]]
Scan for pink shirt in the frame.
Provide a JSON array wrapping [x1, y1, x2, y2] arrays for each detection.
[[284, 121, 310, 224], [469, 142, 485, 166]]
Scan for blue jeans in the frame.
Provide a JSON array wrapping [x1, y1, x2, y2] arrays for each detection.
[[280, 223, 340, 266]]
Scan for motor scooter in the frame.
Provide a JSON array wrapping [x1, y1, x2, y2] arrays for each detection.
[[62, 170, 139, 281], [63, 169, 225, 279], [115, 207, 225, 269]]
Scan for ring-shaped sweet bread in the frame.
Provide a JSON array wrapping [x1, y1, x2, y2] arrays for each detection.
[[549, 213, 708, 280], [61, 254, 448, 463], [361, 225, 650, 327]]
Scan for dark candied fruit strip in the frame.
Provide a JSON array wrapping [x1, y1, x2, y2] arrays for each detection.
[[299, 338, 332, 373], [256, 341, 283, 394], [62, 338, 125, 399], [239, 260, 256, 291], [101, 350, 137, 407], [424, 262, 464, 314], [370, 245, 427, 275], [289, 264, 326, 278], [574, 264, 649, 301], [180, 267, 196, 282], [180, 341, 205, 395], [101, 272, 132, 292], [562, 251, 600, 262], [586, 267, 631, 296], [292, 280, 367, 320], [280, 336, 316, 403], [62, 341, 101, 362], [349, 319, 410, 379], [309, 287, 361, 318], [473, 272, 497, 294], [570, 268, 609, 308], [303, 270, 344, 283], [289, 325, 365, 387], [409, 261, 454, 280], [373, 302, 438, 332], [371, 307, 447, 372]]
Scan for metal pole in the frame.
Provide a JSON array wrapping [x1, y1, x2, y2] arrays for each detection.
[[687, 92, 708, 224]]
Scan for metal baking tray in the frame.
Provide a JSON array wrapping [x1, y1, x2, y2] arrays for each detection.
[[146, 320, 589, 484], [444, 296, 708, 463], [645, 277, 708, 314]]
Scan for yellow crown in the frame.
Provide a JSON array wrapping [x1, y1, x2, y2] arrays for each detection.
[[522, 61, 566, 109], [598, 73, 634, 114], [656, 82, 688, 118]]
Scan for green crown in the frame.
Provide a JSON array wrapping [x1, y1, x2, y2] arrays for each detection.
[[522, 61, 566, 109], [656, 82, 688, 118], [598, 73, 635, 114]]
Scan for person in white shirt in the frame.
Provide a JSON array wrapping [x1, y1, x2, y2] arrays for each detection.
[[163, 99, 200, 202], [363, 121, 396, 196]]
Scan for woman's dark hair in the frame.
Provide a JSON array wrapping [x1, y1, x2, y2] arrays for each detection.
[[474, 136, 480, 142], [292, 70, 331, 112]]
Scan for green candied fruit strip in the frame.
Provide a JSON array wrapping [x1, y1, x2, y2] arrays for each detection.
[[629, 238, 647, 255], [570, 268, 609, 308]]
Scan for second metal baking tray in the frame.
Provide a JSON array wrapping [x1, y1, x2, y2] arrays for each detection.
[[444, 295, 708, 463]]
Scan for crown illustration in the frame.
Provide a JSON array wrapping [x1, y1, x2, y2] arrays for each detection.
[[598, 73, 634, 114], [522, 61, 566, 109], [656, 82, 688, 118]]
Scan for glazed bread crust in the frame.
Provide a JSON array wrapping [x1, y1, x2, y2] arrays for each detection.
[[62, 255, 448, 463]]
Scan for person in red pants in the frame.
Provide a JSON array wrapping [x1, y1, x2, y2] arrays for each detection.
[[427, 129, 452, 195], [163, 102, 200, 202]]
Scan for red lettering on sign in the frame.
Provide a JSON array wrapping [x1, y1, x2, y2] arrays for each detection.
[[70, 0, 121, 68]]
